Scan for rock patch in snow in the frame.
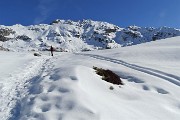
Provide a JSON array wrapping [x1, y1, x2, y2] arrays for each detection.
[[93, 66, 123, 85]]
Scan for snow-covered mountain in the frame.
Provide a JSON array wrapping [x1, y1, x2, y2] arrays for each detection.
[[0, 19, 180, 52]]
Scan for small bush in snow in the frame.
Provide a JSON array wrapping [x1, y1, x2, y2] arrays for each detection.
[[109, 86, 114, 90], [93, 66, 123, 85], [82, 48, 91, 51], [34, 53, 41, 56]]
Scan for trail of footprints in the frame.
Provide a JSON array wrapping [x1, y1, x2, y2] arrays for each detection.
[[142, 84, 169, 94], [21, 57, 97, 120], [41, 75, 77, 110], [126, 76, 170, 95], [25, 74, 80, 120]]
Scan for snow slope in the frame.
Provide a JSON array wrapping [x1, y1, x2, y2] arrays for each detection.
[[0, 36, 180, 120]]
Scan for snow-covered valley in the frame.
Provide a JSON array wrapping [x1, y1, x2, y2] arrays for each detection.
[[0, 36, 180, 120]]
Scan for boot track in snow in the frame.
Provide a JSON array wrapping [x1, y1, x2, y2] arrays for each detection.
[[0, 57, 52, 120]]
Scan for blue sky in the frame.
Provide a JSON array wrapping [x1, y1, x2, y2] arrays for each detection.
[[0, 0, 180, 28]]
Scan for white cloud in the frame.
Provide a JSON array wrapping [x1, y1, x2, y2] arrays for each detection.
[[159, 9, 167, 19], [159, 12, 166, 18], [34, 0, 56, 24]]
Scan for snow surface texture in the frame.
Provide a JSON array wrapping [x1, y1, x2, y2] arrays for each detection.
[[0, 19, 180, 52], [0, 36, 180, 120]]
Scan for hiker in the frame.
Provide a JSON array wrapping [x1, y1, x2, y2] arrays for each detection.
[[50, 46, 54, 56]]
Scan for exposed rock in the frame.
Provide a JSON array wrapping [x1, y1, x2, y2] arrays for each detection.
[[105, 29, 117, 33], [0, 28, 15, 42], [0, 28, 15, 36], [16, 35, 31, 41], [0, 46, 9, 51], [0, 35, 10, 42]]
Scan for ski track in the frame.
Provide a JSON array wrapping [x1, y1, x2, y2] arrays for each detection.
[[0, 57, 50, 120], [76, 53, 180, 87]]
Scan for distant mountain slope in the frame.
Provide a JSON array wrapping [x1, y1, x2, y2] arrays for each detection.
[[0, 19, 180, 52]]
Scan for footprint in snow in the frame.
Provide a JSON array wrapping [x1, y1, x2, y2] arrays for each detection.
[[49, 74, 61, 81], [41, 103, 51, 112], [40, 95, 49, 101], [27, 97, 36, 105], [70, 76, 78, 81], [155, 87, 169, 94], [33, 113, 45, 119], [29, 85, 43, 94], [127, 76, 145, 83], [48, 84, 56, 92], [55, 101, 75, 110], [58, 87, 70, 93], [142, 85, 150, 91]]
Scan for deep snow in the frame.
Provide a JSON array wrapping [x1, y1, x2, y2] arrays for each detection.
[[0, 36, 180, 120]]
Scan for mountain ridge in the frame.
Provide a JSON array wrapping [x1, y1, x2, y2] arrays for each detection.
[[0, 19, 180, 52]]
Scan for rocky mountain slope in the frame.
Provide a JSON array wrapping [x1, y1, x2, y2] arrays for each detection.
[[0, 19, 180, 52]]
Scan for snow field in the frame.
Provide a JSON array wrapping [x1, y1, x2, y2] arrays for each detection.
[[0, 36, 180, 120]]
